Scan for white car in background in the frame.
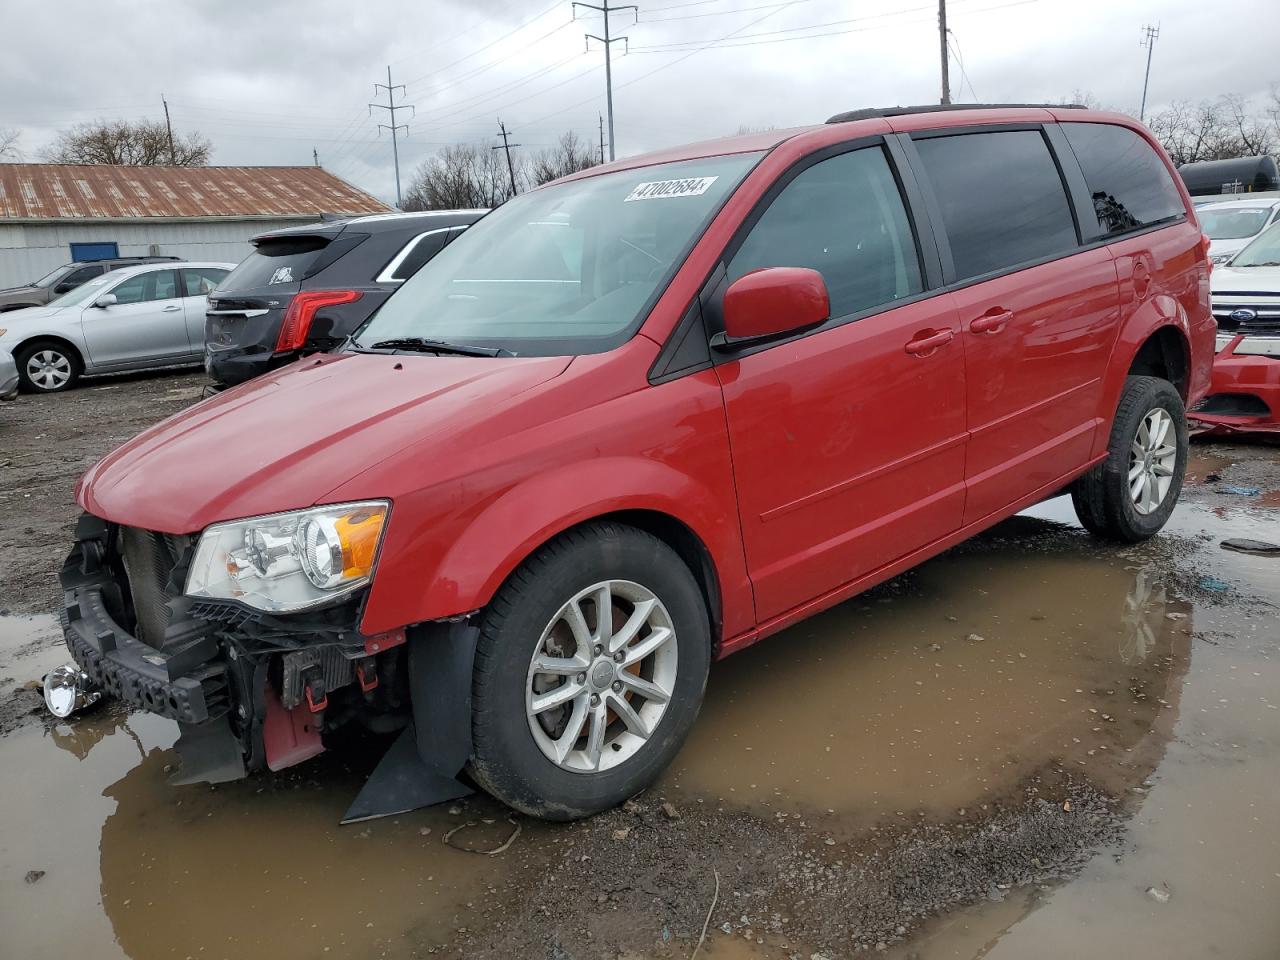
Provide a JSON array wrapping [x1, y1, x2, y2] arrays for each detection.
[[0, 261, 234, 393], [1197, 197, 1280, 264]]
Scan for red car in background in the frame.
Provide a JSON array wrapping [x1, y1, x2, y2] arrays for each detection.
[[50, 104, 1213, 821], [1192, 220, 1280, 434]]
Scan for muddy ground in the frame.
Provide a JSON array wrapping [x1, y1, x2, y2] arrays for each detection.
[[1, 370, 1278, 960]]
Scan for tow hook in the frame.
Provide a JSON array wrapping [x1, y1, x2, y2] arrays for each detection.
[[43, 663, 103, 719]]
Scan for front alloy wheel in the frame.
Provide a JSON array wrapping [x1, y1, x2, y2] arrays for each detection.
[[468, 522, 710, 819], [526, 580, 678, 773], [16, 340, 81, 393]]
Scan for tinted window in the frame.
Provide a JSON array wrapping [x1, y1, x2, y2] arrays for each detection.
[[728, 146, 923, 319], [219, 236, 330, 292], [111, 269, 179, 305], [60, 265, 105, 288], [1061, 123, 1184, 237], [181, 267, 228, 296], [915, 130, 1078, 281], [386, 230, 451, 282]]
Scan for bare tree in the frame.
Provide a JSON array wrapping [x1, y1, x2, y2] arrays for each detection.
[[0, 128, 20, 161], [530, 131, 597, 186], [402, 143, 522, 211], [42, 119, 211, 166], [1147, 97, 1276, 165]]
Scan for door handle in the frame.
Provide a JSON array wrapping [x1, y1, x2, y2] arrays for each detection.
[[904, 329, 955, 356], [162, 305, 182, 312], [970, 309, 1013, 334]]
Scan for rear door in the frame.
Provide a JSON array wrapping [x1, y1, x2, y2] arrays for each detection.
[[712, 142, 968, 622], [905, 126, 1121, 524], [179, 266, 230, 351], [81, 269, 187, 367]]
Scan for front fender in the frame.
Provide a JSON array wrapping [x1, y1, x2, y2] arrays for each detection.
[[362, 456, 752, 640]]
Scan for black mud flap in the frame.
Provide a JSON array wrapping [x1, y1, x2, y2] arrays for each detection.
[[169, 717, 247, 785], [341, 621, 477, 823]]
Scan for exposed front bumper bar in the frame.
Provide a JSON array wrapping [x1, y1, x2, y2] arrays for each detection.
[[58, 519, 228, 725]]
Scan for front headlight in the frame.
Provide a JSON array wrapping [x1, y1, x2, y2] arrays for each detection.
[[185, 501, 389, 613]]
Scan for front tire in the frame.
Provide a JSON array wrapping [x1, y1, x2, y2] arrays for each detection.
[[468, 522, 710, 820], [1072, 375, 1188, 543], [16, 339, 82, 393]]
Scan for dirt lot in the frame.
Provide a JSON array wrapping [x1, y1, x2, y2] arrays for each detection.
[[1, 370, 1278, 960]]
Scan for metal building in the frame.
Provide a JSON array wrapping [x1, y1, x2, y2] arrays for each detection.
[[0, 164, 390, 288]]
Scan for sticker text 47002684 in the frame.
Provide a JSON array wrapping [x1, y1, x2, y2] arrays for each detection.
[[624, 177, 719, 202]]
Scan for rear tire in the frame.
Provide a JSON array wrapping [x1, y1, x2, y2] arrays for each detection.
[[16, 339, 82, 393], [468, 522, 710, 820], [1071, 375, 1187, 543]]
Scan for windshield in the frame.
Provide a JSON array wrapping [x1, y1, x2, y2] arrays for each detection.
[[1230, 221, 1280, 267], [1199, 207, 1272, 240], [355, 152, 762, 355], [32, 265, 72, 288], [48, 271, 119, 307]]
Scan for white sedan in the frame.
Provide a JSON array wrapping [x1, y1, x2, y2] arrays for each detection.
[[0, 261, 234, 393]]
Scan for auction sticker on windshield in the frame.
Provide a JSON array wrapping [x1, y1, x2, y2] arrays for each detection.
[[625, 176, 718, 202]]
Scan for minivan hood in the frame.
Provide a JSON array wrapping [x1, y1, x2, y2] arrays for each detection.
[[1212, 265, 1280, 294], [78, 351, 572, 533]]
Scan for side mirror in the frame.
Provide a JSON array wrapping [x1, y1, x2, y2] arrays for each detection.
[[93, 293, 117, 308], [718, 267, 830, 346]]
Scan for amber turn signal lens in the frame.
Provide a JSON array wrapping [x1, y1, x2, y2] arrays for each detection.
[[336, 507, 386, 579]]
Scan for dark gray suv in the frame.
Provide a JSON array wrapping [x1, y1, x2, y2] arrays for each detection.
[[0, 256, 184, 312], [205, 210, 483, 388]]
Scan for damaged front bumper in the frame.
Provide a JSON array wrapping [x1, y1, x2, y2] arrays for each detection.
[[56, 513, 479, 818], [1189, 333, 1280, 435]]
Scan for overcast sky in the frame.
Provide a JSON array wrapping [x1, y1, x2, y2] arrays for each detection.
[[0, 0, 1274, 205]]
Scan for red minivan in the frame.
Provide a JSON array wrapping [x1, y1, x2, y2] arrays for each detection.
[[53, 105, 1213, 820]]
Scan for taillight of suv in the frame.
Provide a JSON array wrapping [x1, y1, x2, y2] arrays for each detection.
[[276, 290, 363, 352]]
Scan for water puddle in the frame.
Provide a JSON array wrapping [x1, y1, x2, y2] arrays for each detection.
[[1, 486, 1276, 959]]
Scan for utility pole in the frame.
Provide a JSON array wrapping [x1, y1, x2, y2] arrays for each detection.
[[1139, 24, 1160, 122], [492, 119, 521, 198], [370, 65, 414, 209], [161, 93, 176, 163], [313, 146, 320, 167], [573, 0, 638, 162], [937, 0, 951, 105], [598, 112, 606, 164]]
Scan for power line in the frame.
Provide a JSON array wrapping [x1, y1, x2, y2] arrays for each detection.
[[370, 66, 415, 208], [573, 0, 638, 162], [1139, 23, 1159, 122]]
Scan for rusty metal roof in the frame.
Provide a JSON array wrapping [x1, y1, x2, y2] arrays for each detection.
[[0, 163, 391, 221]]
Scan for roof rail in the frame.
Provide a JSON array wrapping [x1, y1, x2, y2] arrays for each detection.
[[826, 103, 1087, 124]]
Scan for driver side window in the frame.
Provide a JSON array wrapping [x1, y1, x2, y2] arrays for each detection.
[[728, 146, 923, 321], [110, 270, 178, 305]]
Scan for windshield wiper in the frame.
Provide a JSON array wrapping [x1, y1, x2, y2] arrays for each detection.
[[368, 337, 509, 357], [1240, 261, 1280, 267]]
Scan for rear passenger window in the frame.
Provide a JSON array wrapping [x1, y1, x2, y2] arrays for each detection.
[[1060, 123, 1185, 237], [728, 146, 923, 320], [914, 130, 1078, 281], [386, 230, 452, 282]]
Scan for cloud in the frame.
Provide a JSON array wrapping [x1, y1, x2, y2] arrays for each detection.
[[0, 0, 1273, 205]]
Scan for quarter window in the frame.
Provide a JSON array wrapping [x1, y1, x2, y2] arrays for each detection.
[[1060, 123, 1185, 237], [914, 130, 1079, 281], [728, 146, 923, 320], [111, 270, 179, 305]]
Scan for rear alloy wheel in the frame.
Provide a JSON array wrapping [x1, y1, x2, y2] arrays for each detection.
[[1072, 375, 1188, 542], [468, 522, 710, 819], [16, 341, 81, 393]]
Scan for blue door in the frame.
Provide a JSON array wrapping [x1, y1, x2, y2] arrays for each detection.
[[69, 241, 119, 261]]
